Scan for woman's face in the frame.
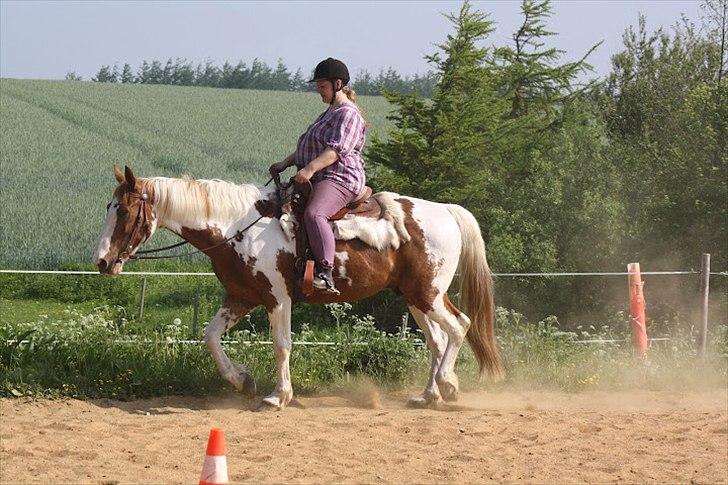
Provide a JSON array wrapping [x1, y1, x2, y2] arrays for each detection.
[[316, 79, 340, 104]]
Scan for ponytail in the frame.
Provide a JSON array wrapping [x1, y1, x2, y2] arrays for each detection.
[[342, 86, 366, 124]]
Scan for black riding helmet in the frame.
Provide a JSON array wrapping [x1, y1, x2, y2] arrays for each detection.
[[309, 58, 350, 104]]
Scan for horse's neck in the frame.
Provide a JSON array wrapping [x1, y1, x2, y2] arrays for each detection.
[[149, 177, 272, 242]]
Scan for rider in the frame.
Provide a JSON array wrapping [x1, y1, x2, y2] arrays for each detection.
[[269, 58, 367, 293]]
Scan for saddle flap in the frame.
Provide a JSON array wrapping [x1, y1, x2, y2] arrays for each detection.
[[329, 186, 381, 221]]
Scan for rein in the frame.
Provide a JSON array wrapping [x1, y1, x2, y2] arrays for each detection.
[[127, 175, 290, 261]]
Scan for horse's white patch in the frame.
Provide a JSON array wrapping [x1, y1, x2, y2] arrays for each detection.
[[333, 191, 411, 250], [334, 251, 352, 287], [93, 200, 119, 263], [410, 197, 462, 293], [279, 213, 296, 241]]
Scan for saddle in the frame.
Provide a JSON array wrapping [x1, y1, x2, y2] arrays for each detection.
[[279, 182, 383, 300]]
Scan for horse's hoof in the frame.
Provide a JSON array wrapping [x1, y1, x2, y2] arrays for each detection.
[[407, 392, 441, 409], [439, 382, 459, 402], [258, 396, 283, 411], [406, 396, 429, 409]]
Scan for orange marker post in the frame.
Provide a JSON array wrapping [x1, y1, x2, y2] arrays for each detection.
[[627, 263, 648, 357], [199, 428, 228, 485]]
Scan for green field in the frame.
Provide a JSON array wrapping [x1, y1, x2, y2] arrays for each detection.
[[0, 79, 393, 268]]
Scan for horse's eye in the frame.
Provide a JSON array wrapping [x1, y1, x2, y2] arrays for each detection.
[[117, 207, 129, 217]]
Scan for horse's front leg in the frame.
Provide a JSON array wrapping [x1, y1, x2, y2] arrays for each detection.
[[204, 301, 256, 397], [261, 298, 293, 409]]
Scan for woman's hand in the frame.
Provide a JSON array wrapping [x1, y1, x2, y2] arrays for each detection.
[[269, 160, 289, 178], [294, 166, 315, 184]]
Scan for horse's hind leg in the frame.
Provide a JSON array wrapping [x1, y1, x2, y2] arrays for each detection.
[[204, 301, 256, 397], [427, 293, 471, 402], [407, 306, 448, 407]]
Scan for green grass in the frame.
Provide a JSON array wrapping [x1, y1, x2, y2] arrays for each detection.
[[0, 78, 393, 268], [1, 302, 725, 400]]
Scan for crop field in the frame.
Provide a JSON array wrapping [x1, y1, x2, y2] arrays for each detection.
[[0, 79, 393, 268]]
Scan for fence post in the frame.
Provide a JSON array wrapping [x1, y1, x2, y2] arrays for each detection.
[[698, 253, 711, 356], [192, 287, 200, 337], [400, 313, 409, 339], [627, 263, 648, 357], [137, 277, 147, 324]]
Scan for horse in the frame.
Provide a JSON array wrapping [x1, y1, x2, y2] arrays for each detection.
[[93, 165, 504, 409]]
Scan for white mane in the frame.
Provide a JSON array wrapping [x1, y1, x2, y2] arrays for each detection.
[[150, 176, 269, 229]]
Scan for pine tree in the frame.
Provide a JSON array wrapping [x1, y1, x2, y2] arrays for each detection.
[[136, 61, 151, 83], [121, 63, 134, 83], [92, 65, 114, 82], [289, 68, 306, 91], [272, 58, 291, 90]]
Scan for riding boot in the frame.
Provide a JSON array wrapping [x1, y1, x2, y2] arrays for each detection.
[[313, 264, 338, 293]]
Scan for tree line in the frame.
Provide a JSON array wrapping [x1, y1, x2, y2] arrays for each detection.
[[72, 59, 439, 97]]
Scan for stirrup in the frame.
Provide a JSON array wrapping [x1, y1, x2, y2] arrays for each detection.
[[313, 273, 340, 295]]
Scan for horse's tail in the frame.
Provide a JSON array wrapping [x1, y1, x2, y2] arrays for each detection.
[[447, 204, 504, 381]]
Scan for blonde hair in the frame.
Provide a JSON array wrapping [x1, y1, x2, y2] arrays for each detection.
[[342, 85, 366, 124]]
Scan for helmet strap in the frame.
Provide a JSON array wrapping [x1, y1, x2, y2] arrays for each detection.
[[330, 79, 343, 105]]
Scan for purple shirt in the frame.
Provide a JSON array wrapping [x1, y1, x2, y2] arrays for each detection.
[[295, 103, 366, 195]]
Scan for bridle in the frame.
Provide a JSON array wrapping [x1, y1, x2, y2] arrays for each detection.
[[118, 175, 297, 261], [116, 191, 153, 263]]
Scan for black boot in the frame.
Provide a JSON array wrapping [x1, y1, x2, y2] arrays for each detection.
[[313, 264, 338, 294]]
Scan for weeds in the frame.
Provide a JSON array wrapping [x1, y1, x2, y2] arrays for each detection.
[[1, 303, 725, 400]]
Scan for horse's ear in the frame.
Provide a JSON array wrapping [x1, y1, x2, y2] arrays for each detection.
[[113, 164, 125, 184], [124, 165, 137, 191]]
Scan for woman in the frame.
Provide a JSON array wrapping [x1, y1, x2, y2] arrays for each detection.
[[269, 58, 367, 293]]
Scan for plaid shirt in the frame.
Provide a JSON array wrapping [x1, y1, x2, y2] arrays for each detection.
[[295, 103, 366, 195]]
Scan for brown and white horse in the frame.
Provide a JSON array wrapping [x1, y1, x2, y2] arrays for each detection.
[[93, 165, 503, 409]]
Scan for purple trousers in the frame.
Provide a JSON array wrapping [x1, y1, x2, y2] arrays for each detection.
[[304, 179, 356, 268]]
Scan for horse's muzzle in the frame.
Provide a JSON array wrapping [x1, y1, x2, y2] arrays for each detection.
[[96, 258, 123, 275], [96, 258, 109, 273]]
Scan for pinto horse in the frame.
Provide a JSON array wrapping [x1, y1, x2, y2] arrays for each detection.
[[93, 165, 503, 409]]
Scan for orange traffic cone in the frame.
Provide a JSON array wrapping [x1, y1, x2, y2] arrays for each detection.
[[199, 428, 228, 485]]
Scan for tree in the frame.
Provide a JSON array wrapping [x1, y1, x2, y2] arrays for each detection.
[[602, 14, 727, 272], [195, 59, 220, 87], [272, 58, 291, 90], [289, 67, 306, 91], [121, 63, 134, 83], [92, 65, 115, 82], [368, 0, 620, 319], [65, 71, 82, 81]]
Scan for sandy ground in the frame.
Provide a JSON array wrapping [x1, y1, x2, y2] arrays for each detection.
[[1, 389, 726, 484]]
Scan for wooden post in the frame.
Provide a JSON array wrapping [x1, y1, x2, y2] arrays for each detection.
[[627, 263, 648, 357], [137, 277, 147, 324], [400, 313, 409, 339], [698, 253, 711, 356], [192, 287, 200, 337]]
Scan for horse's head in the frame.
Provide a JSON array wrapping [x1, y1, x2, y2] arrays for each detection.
[[93, 165, 158, 275]]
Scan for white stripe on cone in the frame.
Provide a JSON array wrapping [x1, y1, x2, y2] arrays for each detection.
[[199, 455, 228, 484]]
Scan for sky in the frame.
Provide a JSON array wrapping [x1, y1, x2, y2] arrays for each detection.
[[0, 1, 705, 82]]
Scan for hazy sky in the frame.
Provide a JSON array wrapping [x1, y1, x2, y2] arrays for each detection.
[[1, 1, 704, 81]]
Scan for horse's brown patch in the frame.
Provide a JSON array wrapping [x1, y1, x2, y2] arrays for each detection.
[[272, 198, 439, 310], [394, 198, 439, 313], [180, 226, 278, 311], [443, 293, 461, 317], [276, 250, 296, 298], [255, 199, 282, 219]]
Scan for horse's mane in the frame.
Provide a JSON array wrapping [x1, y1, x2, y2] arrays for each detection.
[[149, 176, 265, 227]]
